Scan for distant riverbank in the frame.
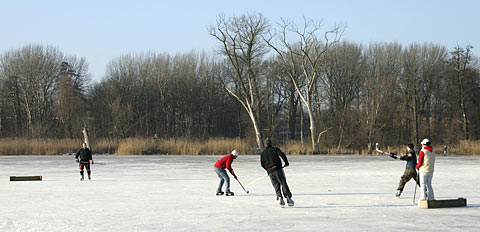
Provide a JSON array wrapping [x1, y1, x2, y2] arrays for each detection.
[[0, 138, 478, 156]]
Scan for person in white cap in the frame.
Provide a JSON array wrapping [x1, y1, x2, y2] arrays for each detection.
[[213, 150, 238, 196], [415, 138, 436, 201]]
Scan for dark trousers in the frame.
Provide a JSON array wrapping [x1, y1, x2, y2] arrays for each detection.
[[79, 163, 91, 176], [397, 168, 419, 191], [269, 168, 292, 199]]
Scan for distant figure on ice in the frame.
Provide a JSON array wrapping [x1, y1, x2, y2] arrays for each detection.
[[391, 143, 420, 197], [213, 150, 238, 196], [416, 138, 436, 201], [443, 144, 448, 156], [260, 138, 294, 207], [75, 143, 93, 181]]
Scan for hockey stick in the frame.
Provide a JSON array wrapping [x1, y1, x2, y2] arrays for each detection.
[[413, 173, 419, 205], [375, 143, 398, 159], [235, 178, 250, 194], [244, 174, 268, 187], [244, 165, 287, 187]]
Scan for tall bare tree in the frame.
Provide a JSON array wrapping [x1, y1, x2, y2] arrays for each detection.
[[208, 13, 270, 148], [450, 45, 473, 140], [265, 18, 344, 152]]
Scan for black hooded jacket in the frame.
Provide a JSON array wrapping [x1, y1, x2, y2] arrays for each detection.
[[261, 146, 289, 174]]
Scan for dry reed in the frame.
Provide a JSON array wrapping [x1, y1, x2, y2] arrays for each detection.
[[1, 138, 479, 155]]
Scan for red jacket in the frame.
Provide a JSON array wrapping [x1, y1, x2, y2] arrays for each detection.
[[416, 146, 433, 169], [214, 154, 235, 173]]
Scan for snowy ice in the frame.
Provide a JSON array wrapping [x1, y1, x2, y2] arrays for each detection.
[[0, 155, 479, 231]]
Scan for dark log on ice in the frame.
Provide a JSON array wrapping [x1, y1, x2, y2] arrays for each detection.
[[419, 198, 467, 208], [9, 176, 43, 181]]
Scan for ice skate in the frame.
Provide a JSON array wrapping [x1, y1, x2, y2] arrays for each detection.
[[225, 191, 234, 196], [279, 197, 285, 207], [216, 191, 224, 196], [287, 197, 295, 207], [88, 175, 91, 180], [395, 190, 402, 197], [80, 175, 84, 181]]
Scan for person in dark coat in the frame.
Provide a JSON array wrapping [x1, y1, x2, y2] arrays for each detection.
[[392, 143, 420, 197], [260, 138, 294, 207], [75, 143, 93, 181]]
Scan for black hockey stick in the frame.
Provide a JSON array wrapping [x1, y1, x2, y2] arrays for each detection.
[[413, 173, 419, 205], [235, 178, 250, 194]]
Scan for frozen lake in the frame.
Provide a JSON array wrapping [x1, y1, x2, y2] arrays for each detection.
[[0, 154, 479, 231]]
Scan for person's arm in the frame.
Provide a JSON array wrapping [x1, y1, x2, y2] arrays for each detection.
[[399, 151, 413, 160], [87, 148, 93, 164], [260, 151, 267, 170], [416, 151, 425, 169], [226, 157, 237, 178], [277, 148, 289, 167], [75, 149, 81, 162]]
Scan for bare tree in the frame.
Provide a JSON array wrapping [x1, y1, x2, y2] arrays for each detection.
[[265, 18, 344, 152], [208, 13, 270, 148], [321, 41, 365, 149], [450, 45, 473, 140], [363, 42, 403, 150]]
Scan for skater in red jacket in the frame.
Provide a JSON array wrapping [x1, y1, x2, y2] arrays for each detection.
[[214, 150, 238, 196]]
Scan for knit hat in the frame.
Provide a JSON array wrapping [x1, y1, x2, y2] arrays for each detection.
[[232, 150, 239, 157], [265, 138, 272, 146]]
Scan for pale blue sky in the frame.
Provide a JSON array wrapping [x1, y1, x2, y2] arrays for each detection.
[[1, 0, 478, 82]]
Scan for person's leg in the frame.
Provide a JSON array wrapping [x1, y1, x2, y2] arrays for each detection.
[[79, 163, 85, 180], [214, 168, 226, 193], [397, 170, 411, 192], [277, 169, 292, 199], [425, 172, 435, 200], [86, 163, 91, 179], [419, 172, 427, 200], [269, 171, 282, 199]]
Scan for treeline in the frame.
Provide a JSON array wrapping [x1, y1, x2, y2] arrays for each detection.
[[0, 13, 479, 152]]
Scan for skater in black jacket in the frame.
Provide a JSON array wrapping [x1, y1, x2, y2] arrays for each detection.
[[75, 143, 93, 181], [260, 138, 294, 207]]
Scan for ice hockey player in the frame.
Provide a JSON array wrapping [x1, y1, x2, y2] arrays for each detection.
[[390, 143, 420, 197], [213, 150, 238, 196], [416, 138, 436, 201], [260, 138, 294, 207], [75, 143, 93, 181]]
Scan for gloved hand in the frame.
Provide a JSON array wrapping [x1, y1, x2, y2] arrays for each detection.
[[75, 159, 79, 163], [389, 153, 398, 159]]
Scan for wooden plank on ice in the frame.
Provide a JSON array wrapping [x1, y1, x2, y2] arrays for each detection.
[[9, 176, 43, 181], [10, 176, 43, 181], [419, 198, 467, 208]]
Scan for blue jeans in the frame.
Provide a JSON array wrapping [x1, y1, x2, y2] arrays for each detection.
[[215, 168, 230, 193], [420, 172, 435, 200]]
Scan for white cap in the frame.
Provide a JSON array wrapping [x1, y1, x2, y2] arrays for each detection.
[[232, 150, 239, 157], [421, 138, 431, 145]]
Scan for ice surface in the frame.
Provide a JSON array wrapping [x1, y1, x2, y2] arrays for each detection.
[[0, 155, 479, 231]]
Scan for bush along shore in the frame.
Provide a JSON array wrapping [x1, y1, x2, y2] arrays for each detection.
[[0, 138, 479, 156]]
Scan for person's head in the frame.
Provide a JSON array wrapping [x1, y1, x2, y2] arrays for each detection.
[[82, 143, 87, 149], [421, 138, 431, 146], [231, 149, 239, 159], [407, 143, 414, 150], [264, 138, 272, 147]]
